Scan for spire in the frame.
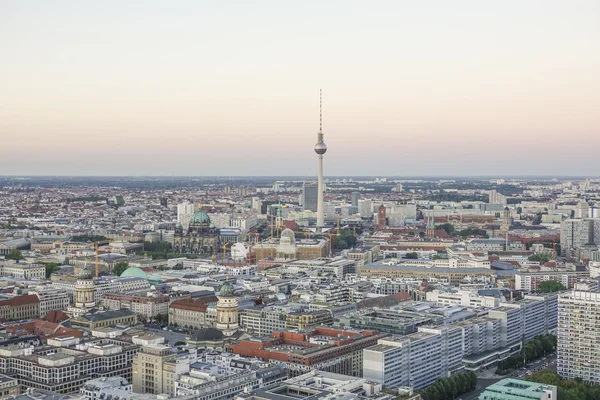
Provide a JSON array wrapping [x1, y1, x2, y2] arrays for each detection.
[[319, 88, 322, 134]]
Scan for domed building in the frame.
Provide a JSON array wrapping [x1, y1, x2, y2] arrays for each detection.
[[173, 210, 220, 255], [215, 280, 239, 337], [276, 228, 297, 259]]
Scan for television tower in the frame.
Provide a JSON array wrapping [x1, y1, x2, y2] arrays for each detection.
[[314, 89, 327, 232]]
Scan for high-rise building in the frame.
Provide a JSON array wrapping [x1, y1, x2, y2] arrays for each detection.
[[177, 201, 197, 229], [488, 190, 507, 205], [314, 90, 327, 231], [557, 290, 600, 384], [561, 218, 600, 249], [351, 192, 360, 208], [301, 182, 318, 212], [251, 197, 262, 213]]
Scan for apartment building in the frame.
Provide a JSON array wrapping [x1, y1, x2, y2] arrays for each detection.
[[515, 269, 587, 291], [80, 376, 131, 400], [557, 290, 600, 384], [285, 310, 333, 330], [363, 326, 464, 389], [32, 288, 71, 318]]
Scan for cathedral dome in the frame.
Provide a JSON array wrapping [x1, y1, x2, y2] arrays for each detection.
[[190, 211, 211, 225], [280, 228, 295, 241], [219, 281, 235, 298]]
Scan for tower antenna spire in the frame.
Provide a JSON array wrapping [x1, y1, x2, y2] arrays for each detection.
[[319, 88, 322, 133]]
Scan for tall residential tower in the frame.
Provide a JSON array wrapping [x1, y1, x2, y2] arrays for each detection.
[[314, 89, 327, 231]]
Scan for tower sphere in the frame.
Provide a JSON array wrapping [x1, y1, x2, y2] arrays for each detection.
[[314, 141, 328, 155]]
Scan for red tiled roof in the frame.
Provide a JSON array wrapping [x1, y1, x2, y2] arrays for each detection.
[[0, 295, 39, 307]]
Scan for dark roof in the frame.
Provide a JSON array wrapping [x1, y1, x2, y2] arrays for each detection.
[[188, 327, 224, 341]]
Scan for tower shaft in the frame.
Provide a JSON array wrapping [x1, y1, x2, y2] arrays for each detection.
[[317, 154, 324, 230]]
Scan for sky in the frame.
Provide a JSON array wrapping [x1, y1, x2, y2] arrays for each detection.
[[1, 1, 599, 177]]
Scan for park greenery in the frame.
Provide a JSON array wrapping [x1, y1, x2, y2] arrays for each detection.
[[404, 252, 419, 259], [418, 371, 477, 400], [528, 253, 551, 263], [334, 230, 357, 250], [435, 223, 486, 238], [496, 334, 556, 375], [70, 234, 108, 243], [5, 248, 23, 261], [537, 280, 567, 293], [113, 261, 129, 277], [527, 370, 600, 400], [39, 262, 60, 278]]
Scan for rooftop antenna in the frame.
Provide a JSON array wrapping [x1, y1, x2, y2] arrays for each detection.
[[319, 88, 322, 134]]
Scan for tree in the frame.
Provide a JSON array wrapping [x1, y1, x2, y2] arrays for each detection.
[[538, 280, 566, 293], [6, 248, 23, 261], [529, 253, 551, 263], [113, 261, 129, 276], [404, 252, 419, 259], [173, 263, 184, 270], [42, 262, 60, 278], [436, 223, 455, 235], [174, 341, 186, 346]]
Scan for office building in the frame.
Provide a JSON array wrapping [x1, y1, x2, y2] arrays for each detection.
[[32, 288, 71, 319], [557, 290, 600, 383], [228, 327, 387, 377], [301, 182, 318, 212], [132, 345, 175, 395]]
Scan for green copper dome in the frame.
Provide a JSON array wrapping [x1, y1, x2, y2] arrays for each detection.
[[190, 211, 211, 225], [219, 281, 235, 297]]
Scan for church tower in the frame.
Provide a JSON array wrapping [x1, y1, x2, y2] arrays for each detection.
[[426, 211, 436, 239], [377, 204, 387, 231], [501, 206, 512, 232], [215, 279, 239, 337], [75, 266, 96, 310]]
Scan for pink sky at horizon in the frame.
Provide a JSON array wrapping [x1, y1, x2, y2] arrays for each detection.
[[1, 1, 599, 176]]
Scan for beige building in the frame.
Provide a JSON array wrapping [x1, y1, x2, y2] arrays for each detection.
[[71, 309, 137, 330], [0, 260, 45, 280], [0, 295, 40, 321], [132, 345, 175, 395], [0, 374, 19, 398], [285, 310, 333, 330], [168, 299, 210, 329], [252, 230, 330, 261]]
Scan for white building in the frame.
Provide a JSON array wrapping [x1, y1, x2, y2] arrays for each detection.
[[177, 202, 197, 229], [32, 288, 71, 318], [0, 260, 46, 280], [80, 376, 132, 400], [363, 325, 464, 389], [557, 290, 600, 384]]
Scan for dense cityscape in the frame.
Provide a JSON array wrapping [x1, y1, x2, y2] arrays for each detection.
[[3, 1, 599, 400], [1, 169, 599, 400]]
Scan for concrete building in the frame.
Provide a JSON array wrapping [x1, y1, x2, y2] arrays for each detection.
[[557, 290, 600, 384], [561, 218, 600, 250], [478, 378, 557, 400], [301, 182, 318, 212], [71, 309, 137, 330], [363, 326, 464, 389], [80, 376, 131, 400], [132, 345, 175, 395]]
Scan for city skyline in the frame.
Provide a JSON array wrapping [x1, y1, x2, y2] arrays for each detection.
[[2, 1, 599, 176]]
